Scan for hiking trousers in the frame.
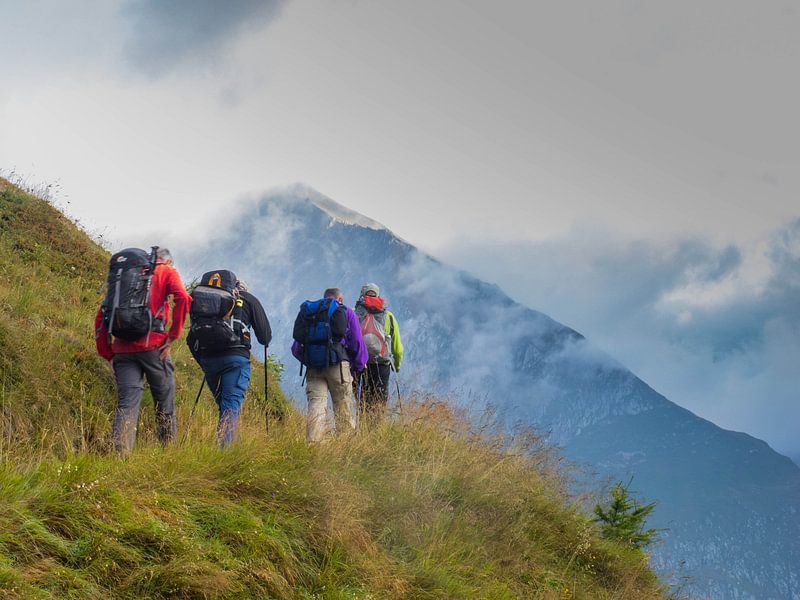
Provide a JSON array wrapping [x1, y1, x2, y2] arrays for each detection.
[[197, 354, 251, 447], [363, 363, 391, 412], [305, 361, 355, 442], [112, 350, 176, 452]]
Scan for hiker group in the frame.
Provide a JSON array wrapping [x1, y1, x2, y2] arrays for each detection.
[[94, 246, 403, 452]]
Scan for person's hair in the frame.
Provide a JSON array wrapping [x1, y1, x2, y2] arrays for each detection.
[[324, 287, 342, 300], [236, 279, 249, 292], [156, 247, 173, 263]]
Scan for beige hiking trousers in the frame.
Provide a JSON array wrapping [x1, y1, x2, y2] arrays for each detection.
[[305, 361, 356, 442]]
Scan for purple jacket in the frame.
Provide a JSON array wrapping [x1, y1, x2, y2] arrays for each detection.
[[292, 305, 368, 373]]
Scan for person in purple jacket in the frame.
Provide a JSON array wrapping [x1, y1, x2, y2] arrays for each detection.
[[292, 287, 367, 442]]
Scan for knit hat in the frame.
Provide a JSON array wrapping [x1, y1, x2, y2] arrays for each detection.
[[360, 282, 380, 297]]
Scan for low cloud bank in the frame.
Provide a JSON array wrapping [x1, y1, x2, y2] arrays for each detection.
[[441, 219, 800, 458]]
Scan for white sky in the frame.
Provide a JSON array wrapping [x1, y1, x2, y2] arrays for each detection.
[[1, 0, 798, 252], [1, 1, 799, 456]]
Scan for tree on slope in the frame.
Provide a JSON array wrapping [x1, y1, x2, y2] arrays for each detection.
[[594, 481, 660, 550]]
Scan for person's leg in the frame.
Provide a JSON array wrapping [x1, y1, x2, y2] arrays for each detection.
[[363, 363, 388, 422], [202, 370, 222, 406], [140, 349, 177, 445], [111, 353, 145, 453], [376, 363, 391, 407], [305, 369, 329, 442], [198, 356, 223, 406], [214, 355, 251, 447], [363, 363, 377, 411], [197, 355, 226, 441], [328, 361, 356, 435]]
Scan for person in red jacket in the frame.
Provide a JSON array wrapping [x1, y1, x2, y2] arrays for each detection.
[[95, 247, 191, 452]]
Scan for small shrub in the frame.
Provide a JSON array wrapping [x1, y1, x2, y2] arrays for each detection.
[[593, 481, 660, 551]]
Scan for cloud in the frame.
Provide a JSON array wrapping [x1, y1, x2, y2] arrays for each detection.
[[0, 1, 122, 85], [440, 219, 800, 457], [121, 0, 287, 77]]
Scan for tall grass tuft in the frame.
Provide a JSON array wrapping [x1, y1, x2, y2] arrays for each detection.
[[1, 400, 667, 599]]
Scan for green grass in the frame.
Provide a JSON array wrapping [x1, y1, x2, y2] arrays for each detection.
[[0, 177, 668, 599], [0, 410, 665, 599]]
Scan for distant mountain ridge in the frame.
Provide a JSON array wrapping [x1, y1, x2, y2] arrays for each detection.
[[180, 185, 800, 600]]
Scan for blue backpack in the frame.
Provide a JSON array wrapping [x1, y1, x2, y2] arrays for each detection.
[[294, 298, 342, 369]]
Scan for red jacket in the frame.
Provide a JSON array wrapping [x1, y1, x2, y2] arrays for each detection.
[[95, 262, 191, 360]]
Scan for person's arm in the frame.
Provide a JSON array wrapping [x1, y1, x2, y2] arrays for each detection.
[[163, 265, 191, 341], [346, 308, 368, 373], [388, 311, 403, 370], [293, 308, 307, 343], [291, 340, 303, 362], [291, 308, 305, 363], [157, 266, 191, 359], [94, 307, 114, 361], [243, 292, 272, 347]]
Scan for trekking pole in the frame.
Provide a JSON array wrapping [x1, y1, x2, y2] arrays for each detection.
[[391, 365, 403, 416], [394, 378, 402, 415], [181, 377, 206, 445], [357, 371, 365, 424], [264, 346, 269, 435]]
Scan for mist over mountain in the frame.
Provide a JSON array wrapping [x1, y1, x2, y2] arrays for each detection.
[[438, 223, 800, 461], [178, 185, 800, 600]]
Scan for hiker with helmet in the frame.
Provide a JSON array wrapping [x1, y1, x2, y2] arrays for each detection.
[[291, 288, 367, 442], [355, 283, 403, 418], [186, 272, 271, 447], [94, 247, 191, 453]]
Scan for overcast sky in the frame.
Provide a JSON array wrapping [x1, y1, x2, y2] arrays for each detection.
[[1, 1, 798, 457]]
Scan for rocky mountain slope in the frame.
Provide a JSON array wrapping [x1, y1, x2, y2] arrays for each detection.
[[179, 185, 800, 599]]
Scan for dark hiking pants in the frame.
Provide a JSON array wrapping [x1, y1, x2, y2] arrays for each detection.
[[112, 350, 176, 452], [362, 363, 391, 417], [196, 354, 251, 447]]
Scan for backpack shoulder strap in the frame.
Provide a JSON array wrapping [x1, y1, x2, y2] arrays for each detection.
[[326, 299, 340, 322]]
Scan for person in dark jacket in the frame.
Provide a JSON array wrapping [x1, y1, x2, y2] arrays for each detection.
[[187, 277, 271, 446]]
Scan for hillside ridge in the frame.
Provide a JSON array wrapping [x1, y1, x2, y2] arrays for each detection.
[[0, 177, 667, 599], [174, 184, 800, 600]]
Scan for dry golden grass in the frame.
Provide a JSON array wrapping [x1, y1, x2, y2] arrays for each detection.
[[0, 177, 669, 598]]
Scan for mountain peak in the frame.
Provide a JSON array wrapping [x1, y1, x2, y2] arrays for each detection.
[[285, 183, 386, 231], [184, 184, 800, 599]]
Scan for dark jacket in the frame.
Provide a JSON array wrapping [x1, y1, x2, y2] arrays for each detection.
[[188, 290, 271, 358]]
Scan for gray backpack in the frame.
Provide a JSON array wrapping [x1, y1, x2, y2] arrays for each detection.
[[355, 300, 392, 364]]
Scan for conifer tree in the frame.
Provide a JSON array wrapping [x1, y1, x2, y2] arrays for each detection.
[[593, 481, 659, 550]]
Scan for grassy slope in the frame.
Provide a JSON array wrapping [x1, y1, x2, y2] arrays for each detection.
[[0, 179, 666, 599]]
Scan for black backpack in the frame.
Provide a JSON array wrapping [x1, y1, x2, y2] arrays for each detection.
[[189, 270, 245, 354], [103, 247, 163, 341]]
